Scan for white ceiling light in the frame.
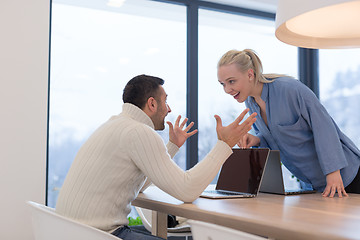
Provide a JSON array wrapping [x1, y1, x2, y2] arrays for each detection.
[[275, 0, 360, 49]]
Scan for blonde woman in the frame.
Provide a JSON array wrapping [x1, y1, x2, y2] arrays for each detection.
[[217, 49, 360, 198]]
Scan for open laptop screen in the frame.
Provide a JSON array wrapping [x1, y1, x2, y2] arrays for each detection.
[[216, 148, 270, 195]]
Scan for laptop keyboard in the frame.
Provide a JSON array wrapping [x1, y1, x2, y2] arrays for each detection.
[[206, 190, 245, 196]]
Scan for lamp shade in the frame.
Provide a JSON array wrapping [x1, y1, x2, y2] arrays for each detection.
[[275, 0, 360, 49]]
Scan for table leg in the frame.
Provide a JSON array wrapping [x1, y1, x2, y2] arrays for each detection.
[[151, 211, 167, 239]]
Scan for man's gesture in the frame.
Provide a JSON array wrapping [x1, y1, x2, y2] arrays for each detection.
[[167, 116, 198, 148], [215, 109, 257, 148]]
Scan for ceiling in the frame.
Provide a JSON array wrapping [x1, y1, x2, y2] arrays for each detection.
[[203, 0, 278, 13], [56, 0, 279, 14]]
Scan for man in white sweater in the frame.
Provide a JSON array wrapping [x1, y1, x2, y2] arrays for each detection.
[[56, 74, 257, 240]]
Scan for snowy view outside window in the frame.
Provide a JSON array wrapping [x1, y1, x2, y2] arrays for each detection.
[[320, 49, 360, 147], [48, 0, 186, 207]]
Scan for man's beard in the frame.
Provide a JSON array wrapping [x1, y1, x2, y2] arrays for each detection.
[[154, 118, 165, 131]]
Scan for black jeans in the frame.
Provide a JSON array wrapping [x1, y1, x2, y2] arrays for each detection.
[[111, 226, 166, 240], [345, 167, 360, 194]]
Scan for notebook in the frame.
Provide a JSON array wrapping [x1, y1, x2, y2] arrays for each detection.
[[259, 150, 316, 195], [200, 148, 270, 199]]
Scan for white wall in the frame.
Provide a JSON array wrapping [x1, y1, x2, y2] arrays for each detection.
[[0, 0, 50, 239]]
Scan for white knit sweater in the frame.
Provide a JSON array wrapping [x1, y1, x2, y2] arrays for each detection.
[[55, 103, 232, 232]]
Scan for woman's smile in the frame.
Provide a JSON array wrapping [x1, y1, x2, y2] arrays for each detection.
[[232, 92, 240, 99]]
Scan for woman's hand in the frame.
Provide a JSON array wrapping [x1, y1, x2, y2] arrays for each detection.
[[322, 170, 348, 198], [167, 115, 198, 148], [238, 133, 260, 148]]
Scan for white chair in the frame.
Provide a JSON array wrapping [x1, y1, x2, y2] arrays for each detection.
[[135, 207, 192, 239], [188, 220, 267, 240], [27, 201, 120, 240]]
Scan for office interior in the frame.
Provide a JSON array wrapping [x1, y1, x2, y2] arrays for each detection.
[[1, 0, 360, 239]]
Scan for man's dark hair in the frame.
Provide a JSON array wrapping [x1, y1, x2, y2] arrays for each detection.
[[123, 74, 165, 109]]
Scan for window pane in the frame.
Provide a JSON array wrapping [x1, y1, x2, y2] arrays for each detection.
[[319, 49, 360, 146], [48, 0, 186, 207], [198, 9, 298, 186], [198, 9, 298, 158]]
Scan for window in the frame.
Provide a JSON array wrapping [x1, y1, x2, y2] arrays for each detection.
[[198, 9, 298, 160], [319, 49, 360, 146], [48, 0, 186, 207]]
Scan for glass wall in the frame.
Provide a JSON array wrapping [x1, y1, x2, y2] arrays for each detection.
[[319, 49, 360, 147], [48, 0, 186, 207]]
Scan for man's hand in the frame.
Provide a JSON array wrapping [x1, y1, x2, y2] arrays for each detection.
[[215, 109, 257, 148], [322, 170, 348, 198], [238, 133, 260, 148], [167, 115, 198, 148]]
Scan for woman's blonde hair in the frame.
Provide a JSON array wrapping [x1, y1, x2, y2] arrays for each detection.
[[217, 49, 289, 84]]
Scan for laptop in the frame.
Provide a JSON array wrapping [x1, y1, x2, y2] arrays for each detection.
[[200, 148, 270, 199], [259, 150, 316, 195]]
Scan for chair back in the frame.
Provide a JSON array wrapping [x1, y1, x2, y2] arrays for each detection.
[[135, 206, 152, 232], [27, 201, 120, 240], [188, 220, 266, 240]]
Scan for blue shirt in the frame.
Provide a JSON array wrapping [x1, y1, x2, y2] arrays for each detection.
[[245, 77, 360, 191]]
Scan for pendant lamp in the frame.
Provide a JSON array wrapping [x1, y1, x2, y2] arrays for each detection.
[[275, 0, 360, 49]]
